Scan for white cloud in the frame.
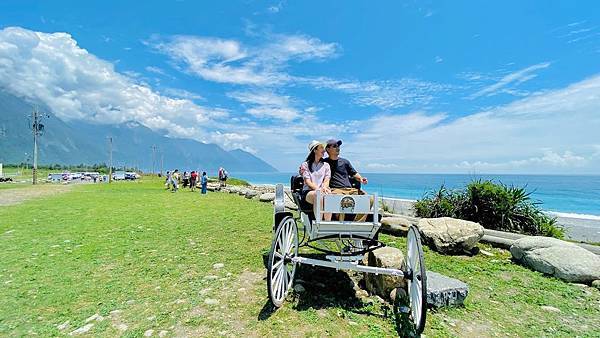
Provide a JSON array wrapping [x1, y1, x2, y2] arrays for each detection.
[[299, 77, 453, 109], [145, 66, 166, 75], [342, 74, 600, 174], [227, 90, 299, 121], [227, 90, 290, 106], [469, 62, 551, 99], [267, 2, 285, 13], [152, 33, 339, 86], [0, 27, 224, 141], [453, 150, 587, 170], [246, 106, 298, 121], [162, 87, 204, 100]]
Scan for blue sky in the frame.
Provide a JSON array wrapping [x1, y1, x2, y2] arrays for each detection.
[[1, 1, 599, 173]]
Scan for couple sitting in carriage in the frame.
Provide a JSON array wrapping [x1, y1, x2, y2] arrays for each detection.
[[298, 138, 371, 222]]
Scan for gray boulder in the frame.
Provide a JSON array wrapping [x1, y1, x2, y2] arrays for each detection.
[[364, 247, 406, 299], [228, 186, 240, 194], [259, 192, 276, 202], [510, 237, 600, 283], [284, 198, 298, 211], [426, 271, 469, 308], [417, 217, 484, 254], [380, 217, 412, 237], [245, 190, 258, 199]]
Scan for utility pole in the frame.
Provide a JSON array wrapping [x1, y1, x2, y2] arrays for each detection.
[[108, 136, 113, 183], [160, 150, 164, 176], [151, 145, 157, 176], [30, 107, 49, 185]]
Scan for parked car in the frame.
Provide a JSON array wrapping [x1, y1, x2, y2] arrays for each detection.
[[125, 172, 141, 180], [112, 171, 126, 180]]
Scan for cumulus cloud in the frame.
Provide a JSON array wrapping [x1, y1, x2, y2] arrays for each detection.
[[345, 74, 600, 173], [0, 27, 225, 142]]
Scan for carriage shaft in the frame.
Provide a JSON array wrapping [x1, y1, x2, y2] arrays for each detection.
[[291, 256, 406, 278]]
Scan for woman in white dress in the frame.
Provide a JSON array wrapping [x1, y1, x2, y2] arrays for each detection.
[[299, 140, 332, 221]]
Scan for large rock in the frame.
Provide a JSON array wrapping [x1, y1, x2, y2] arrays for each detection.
[[245, 190, 258, 199], [364, 247, 406, 299], [510, 237, 600, 283], [380, 217, 412, 237], [259, 192, 275, 202], [284, 198, 298, 211], [426, 271, 469, 308], [417, 217, 484, 254], [228, 186, 240, 194]]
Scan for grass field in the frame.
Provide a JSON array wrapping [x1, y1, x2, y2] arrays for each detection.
[[0, 179, 598, 337]]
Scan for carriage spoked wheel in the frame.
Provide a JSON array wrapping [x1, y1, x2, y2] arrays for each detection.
[[267, 216, 299, 307], [405, 225, 427, 334]]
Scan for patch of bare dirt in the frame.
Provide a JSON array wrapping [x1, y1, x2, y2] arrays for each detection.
[[452, 318, 495, 337], [0, 184, 72, 206]]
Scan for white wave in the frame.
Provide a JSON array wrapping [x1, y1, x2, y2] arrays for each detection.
[[545, 211, 600, 221]]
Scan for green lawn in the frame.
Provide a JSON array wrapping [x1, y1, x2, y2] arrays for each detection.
[[0, 179, 598, 337]]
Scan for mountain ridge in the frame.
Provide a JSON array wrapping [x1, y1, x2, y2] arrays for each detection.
[[0, 90, 277, 172]]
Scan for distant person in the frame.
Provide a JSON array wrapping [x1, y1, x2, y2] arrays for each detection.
[[218, 167, 225, 187], [323, 139, 371, 222], [183, 171, 190, 188], [201, 171, 208, 194], [165, 171, 171, 190], [190, 170, 198, 192], [172, 169, 180, 192], [298, 140, 332, 221]]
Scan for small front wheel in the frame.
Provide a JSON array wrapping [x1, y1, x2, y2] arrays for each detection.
[[267, 216, 299, 307]]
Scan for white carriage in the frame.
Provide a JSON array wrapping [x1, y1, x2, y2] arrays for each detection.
[[267, 176, 428, 334]]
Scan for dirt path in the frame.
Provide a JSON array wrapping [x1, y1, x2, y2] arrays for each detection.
[[0, 184, 73, 206]]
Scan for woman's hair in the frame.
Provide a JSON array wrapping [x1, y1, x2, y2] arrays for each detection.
[[202, 171, 206, 175], [304, 146, 320, 173]]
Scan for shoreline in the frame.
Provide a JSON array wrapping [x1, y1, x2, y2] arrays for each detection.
[[249, 182, 600, 243]]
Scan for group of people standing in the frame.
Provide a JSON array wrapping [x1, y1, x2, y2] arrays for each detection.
[[165, 169, 208, 194], [299, 138, 370, 221]]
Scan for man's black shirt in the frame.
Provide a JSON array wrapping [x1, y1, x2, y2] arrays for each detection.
[[324, 157, 357, 188]]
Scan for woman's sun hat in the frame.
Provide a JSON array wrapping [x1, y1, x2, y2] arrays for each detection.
[[307, 140, 324, 153]]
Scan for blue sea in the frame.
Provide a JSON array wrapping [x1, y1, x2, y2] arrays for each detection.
[[233, 172, 600, 219]]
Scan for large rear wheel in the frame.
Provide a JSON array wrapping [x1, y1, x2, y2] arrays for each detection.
[[406, 225, 427, 334], [267, 216, 299, 307]]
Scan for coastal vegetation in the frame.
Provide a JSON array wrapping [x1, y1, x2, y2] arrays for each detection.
[[414, 179, 565, 238], [1, 178, 598, 336]]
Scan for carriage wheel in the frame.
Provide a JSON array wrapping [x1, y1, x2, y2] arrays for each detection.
[[406, 225, 427, 334], [267, 216, 299, 307]]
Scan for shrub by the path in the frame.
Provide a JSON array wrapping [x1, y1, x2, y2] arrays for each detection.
[[414, 180, 564, 238]]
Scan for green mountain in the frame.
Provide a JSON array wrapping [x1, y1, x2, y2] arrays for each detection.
[[0, 91, 277, 172]]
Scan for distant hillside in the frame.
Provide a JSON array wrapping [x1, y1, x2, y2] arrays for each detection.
[[0, 90, 277, 172]]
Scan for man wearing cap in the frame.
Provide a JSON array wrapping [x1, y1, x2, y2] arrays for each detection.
[[323, 139, 371, 222]]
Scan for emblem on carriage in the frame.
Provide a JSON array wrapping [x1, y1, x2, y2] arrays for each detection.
[[340, 196, 356, 213]]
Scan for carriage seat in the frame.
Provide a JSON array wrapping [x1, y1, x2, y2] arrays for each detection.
[[290, 175, 381, 223], [290, 175, 315, 221]]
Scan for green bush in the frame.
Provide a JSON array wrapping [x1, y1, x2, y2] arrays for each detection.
[[415, 179, 564, 239]]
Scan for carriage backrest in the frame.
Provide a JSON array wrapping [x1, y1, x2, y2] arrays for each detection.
[[290, 175, 304, 192], [321, 194, 373, 214]]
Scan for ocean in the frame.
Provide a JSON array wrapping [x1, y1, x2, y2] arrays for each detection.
[[233, 172, 600, 241]]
